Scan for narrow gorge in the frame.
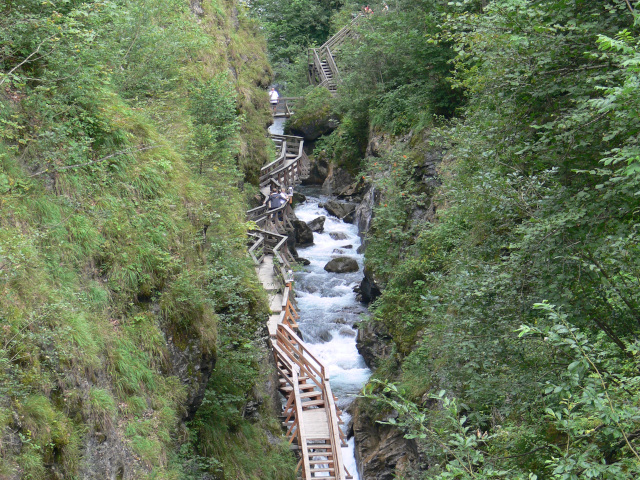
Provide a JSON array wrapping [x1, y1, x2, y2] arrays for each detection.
[[3, 0, 640, 479]]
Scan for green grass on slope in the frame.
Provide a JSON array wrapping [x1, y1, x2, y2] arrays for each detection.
[[0, 0, 295, 478]]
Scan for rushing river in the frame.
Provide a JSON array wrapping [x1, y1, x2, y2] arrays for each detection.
[[293, 188, 372, 480], [269, 117, 286, 135]]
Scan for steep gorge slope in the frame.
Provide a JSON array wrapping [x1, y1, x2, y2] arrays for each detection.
[[0, 1, 293, 479], [279, 0, 640, 478]]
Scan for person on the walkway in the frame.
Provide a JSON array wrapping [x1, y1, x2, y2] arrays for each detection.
[[280, 186, 290, 205], [269, 87, 279, 115], [264, 186, 284, 210]]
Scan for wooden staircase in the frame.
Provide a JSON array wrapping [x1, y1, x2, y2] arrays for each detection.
[[308, 14, 362, 93], [274, 324, 351, 480], [246, 136, 351, 480]]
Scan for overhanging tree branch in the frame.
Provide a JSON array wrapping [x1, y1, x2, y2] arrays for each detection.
[[0, 36, 53, 87]]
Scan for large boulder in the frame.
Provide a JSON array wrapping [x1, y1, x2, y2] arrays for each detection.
[[293, 220, 314, 247], [292, 191, 307, 205], [324, 200, 356, 221], [304, 155, 329, 185], [322, 164, 354, 194], [289, 117, 338, 141], [307, 216, 325, 233], [286, 88, 337, 141], [324, 256, 359, 273], [337, 177, 368, 202]]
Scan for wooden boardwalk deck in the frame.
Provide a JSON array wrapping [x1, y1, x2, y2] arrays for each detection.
[[247, 134, 351, 480]]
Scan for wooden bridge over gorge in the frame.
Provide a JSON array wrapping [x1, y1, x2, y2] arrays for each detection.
[[246, 134, 352, 480]]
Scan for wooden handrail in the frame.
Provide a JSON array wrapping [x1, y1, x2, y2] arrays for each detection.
[[277, 324, 327, 380], [325, 47, 340, 82], [247, 131, 348, 480]]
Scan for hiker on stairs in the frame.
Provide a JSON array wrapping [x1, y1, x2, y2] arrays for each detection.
[[269, 87, 279, 115]]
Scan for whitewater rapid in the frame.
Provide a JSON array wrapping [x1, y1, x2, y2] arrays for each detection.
[[293, 188, 371, 480]]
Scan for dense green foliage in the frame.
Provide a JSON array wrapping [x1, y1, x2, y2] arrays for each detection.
[[0, 0, 293, 479], [249, 0, 344, 90], [355, 1, 640, 478], [271, 0, 640, 478], [310, 0, 464, 171]]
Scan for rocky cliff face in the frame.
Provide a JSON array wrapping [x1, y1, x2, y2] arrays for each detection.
[[352, 400, 421, 480], [349, 131, 446, 477], [166, 336, 217, 421]]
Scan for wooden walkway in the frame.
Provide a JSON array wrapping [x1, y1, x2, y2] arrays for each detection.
[[246, 135, 351, 480], [308, 14, 361, 94], [273, 97, 302, 118]]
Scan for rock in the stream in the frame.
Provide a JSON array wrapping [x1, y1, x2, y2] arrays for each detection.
[[293, 220, 313, 247], [318, 330, 333, 343], [292, 192, 307, 205], [324, 256, 359, 273], [307, 216, 325, 233], [341, 244, 353, 249], [297, 257, 311, 266], [324, 200, 356, 221], [339, 327, 356, 338], [332, 249, 345, 254], [329, 232, 348, 241], [343, 209, 355, 224]]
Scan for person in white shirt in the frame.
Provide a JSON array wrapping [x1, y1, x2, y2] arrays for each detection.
[[269, 87, 279, 114]]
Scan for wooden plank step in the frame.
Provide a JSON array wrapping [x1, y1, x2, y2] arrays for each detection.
[[308, 468, 335, 473], [299, 391, 322, 399], [309, 460, 334, 465], [300, 399, 326, 407]]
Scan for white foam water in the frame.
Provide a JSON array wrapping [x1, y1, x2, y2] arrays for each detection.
[[293, 188, 371, 480]]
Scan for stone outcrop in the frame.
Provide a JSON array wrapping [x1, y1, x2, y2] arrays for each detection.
[[322, 163, 354, 194], [307, 216, 325, 233], [189, 0, 204, 16], [293, 219, 314, 247], [166, 337, 216, 420], [355, 185, 379, 251], [352, 400, 421, 479], [289, 116, 338, 141], [324, 200, 356, 222], [357, 266, 382, 304], [356, 319, 392, 369], [337, 177, 368, 202], [324, 257, 359, 273], [304, 155, 329, 185]]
